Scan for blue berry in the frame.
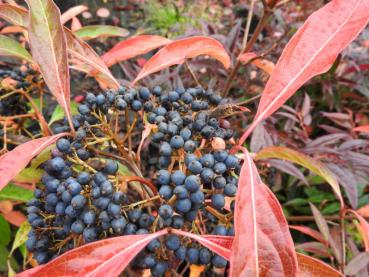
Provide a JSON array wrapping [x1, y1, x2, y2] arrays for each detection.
[[170, 135, 184, 149], [168, 90, 179, 101], [68, 181, 82, 195], [77, 149, 90, 161], [49, 157, 66, 172], [94, 172, 107, 184], [158, 204, 173, 219], [56, 138, 71, 153], [61, 190, 72, 203], [190, 190, 205, 204], [144, 254, 157, 268], [213, 225, 227, 235], [85, 93, 96, 105], [98, 211, 110, 222], [211, 194, 225, 210], [212, 254, 227, 268], [165, 235, 180, 250], [199, 248, 212, 264], [173, 186, 188, 199], [154, 107, 167, 116], [131, 100, 142, 111], [151, 261, 168, 277], [184, 140, 196, 152], [139, 87, 151, 100], [95, 197, 110, 210], [159, 185, 173, 200], [213, 176, 226, 189], [45, 193, 58, 206], [71, 195, 86, 209], [111, 217, 127, 234], [116, 98, 127, 110], [65, 205, 78, 218], [34, 252, 49, 264], [175, 199, 192, 213], [185, 209, 198, 221], [96, 94, 105, 105], [184, 175, 201, 192], [171, 170, 186, 186], [112, 191, 127, 204], [77, 172, 90, 185], [157, 170, 171, 186], [200, 154, 215, 168], [225, 155, 239, 169], [188, 160, 203, 174], [108, 203, 121, 217], [78, 104, 90, 115], [83, 227, 98, 242], [185, 154, 198, 165], [45, 179, 60, 192], [103, 160, 118, 175], [201, 125, 215, 139], [91, 187, 101, 199], [187, 247, 199, 264], [180, 128, 191, 141], [175, 246, 187, 261], [139, 213, 154, 228], [124, 223, 137, 235], [147, 238, 160, 252], [128, 209, 142, 223], [200, 168, 215, 183], [171, 215, 184, 229], [153, 86, 162, 96], [158, 156, 171, 168], [100, 180, 113, 196], [159, 142, 172, 156], [71, 220, 85, 234], [55, 202, 66, 215], [214, 150, 228, 162], [213, 162, 227, 174], [82, 210, 96, 225], [181, 92, 193, 104], [224, 183, 237, 196]]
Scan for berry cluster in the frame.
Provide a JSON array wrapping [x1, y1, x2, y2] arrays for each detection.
[[26, 85, 240, 276]]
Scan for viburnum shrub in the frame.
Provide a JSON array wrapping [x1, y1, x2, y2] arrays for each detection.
[[0, 0, 368, 276]]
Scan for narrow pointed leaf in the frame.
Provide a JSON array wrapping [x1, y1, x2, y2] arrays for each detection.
[[289, 225, 327, 245], [238, 52, 275, 75], [255, 146, 343, 206], [297, 253, 343, 276], [240, 0, 369, 143], [346, 209, 369, 251], [0, 4, 28, 27], [309, 203, 342, 262], [102, 35, 172, 67], [345, 252, 369, 276], [64, 28, 119, 89], [0, 133, 68, 190], [60, 5, 88, 24], [353, 125, 369, 133], [74, 25, 129, 40], [230, 147, 297, 277], [26, 0, 73, 132], [10, 221, 30, 255], [171, 229, 232, 260], [17, 230, 167, 277], [0, 34, 33, 63], [133, 36, 231, 84]]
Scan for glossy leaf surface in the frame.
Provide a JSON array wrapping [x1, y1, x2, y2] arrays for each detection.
[[102, 35, 172, 67], [26, 0, 73, 131], [240, 0, 369, 143], [230, 147, 297, 276], [0, 133, 68, 190], [133, 36, 231, 84]]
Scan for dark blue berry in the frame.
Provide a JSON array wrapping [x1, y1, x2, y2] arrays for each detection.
[[71, 220, 85, 234], [159, 185, 173, 200], [187, 247, 199, 264], [71, 194, 86, 209], [212, 255, 227, 267], [83, 227, 98, 242], [56, 138, 71, 153], [151, 261, 168, 277], [76, 149, 90, 161], [179, 128, 192, 141], [200, 168, 215, 183], [201, 125, 215, 139], [213, 176, 226, 189], [157, 170, 171, 186], [172, 215, 184, 229], [214, 150, 228, 162], [100, 180, 113, 196], [147, 238, 160, 252], [139, 87, 151, 100], [131, 100, 142, 111], [213, 225, 227, 235], [175, 199, 192, 213], [184, 175, 200, 192], [78, 104, 90, 115], [111, 217, 127, 234], [103, 160, 118, 175], [139, 213, 154, 228], [82, 210, 96, 225], [124, 223, 137, 234], [49, 157, 66, 172], [184, 140, 196, 152], [211, 194, 225, 210], [112, 191, 127, 204], [158, 204, 173, 219], [173, 186, 188, 199], [188, 160, 203, 174], [190, 190, 204, 204], [224, 183, 237, 196], [213, 162, 227, 174], [170, 135, 184, 149], [199, 248, 212, 264], [165, 235, 180, 250], [175, 246, 186, 261], [77, 172, 90, 185], [45, 179, 60, 192], [225, 155, 239, 169], [171, 170, 186, 186], [159, 142, 172, 156], [67, 181, 82, 195], [128, 209, 142, 223], [200, 154, 215, 168], [181, 92, 193, 104]]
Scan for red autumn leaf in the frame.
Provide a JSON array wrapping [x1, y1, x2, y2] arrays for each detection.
[[60, 5, 88, 25], [17, 229, 168, 277], [71, 16, 82, 31], [289, 225, 327, 245], [171, 229, 232, 260], [353, 125, 369, 134], [346, 209, 369, 251], [230, 146, 297, 277], [133, 36, 231, 84], [357, 205, 369, 217], [64, 28, 120, 89], [0, 133, 68, 190], [239, 0, 369, 144], [26, 0, 74, 132], [102, 35, 172, 67], [238, 52, 275, 75], [297, 253, 343, 276], [0, 3, 28, 27], [3, 210, 26, 226]]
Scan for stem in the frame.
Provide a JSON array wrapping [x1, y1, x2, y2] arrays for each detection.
[[339, 209, 346, 274], [222, 4, 272, 97], [287, 215, 365, 222], [185, 61, 201, 87]]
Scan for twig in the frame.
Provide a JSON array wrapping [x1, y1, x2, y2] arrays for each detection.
[[185, 61, 201, 87]]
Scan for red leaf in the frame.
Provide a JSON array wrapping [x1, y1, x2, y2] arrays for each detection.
[[230, 147, 297, 276], [17, 229, 168, 277], [3, 210, 26, 226], [60, 5, 88, 25], [239, 0, 369, 144], [171, 229, 232, 260], [238, 52, 275, 75], [289, 225, 327, 245], [64, 28, 120, 89], [0, 4, 28, 27], [353, 125, 369, 134], [133, 36, 231, 84], [26, 0, 74, 132], [0, 133, 68, 190], [346, 209, 369, 251], [297, 253, 343, 276], [102, 35, 172, 67]]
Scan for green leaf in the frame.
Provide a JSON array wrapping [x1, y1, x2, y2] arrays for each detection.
[[0, 35, 33, 63], [74, 25, 129, 40], [49, 101, 78, 126], [10, 221, 31, 255], [285, 198, 309, 207], [0, 215, 11, 246], [13, 168, 43, 184], [255, 146, 343, 206], [0, 184, 33, 202], [27, 98, 42, 114], [30, 145, 53, 169], [321, 202, 340, 215]]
